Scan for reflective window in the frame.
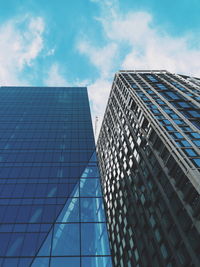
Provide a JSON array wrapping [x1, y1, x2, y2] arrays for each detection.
[[184, 149, 198, 157], [147, 75, 158, 82], [0, 87, 111, 264], [51, 257, 80, 267], [80, 178, 102, 197], [81, 223, 110, 255], [80, 198, 106, 222], [52, 224, 80, 256], [82, 256, 112, 267], [192, 158, 200, 168]]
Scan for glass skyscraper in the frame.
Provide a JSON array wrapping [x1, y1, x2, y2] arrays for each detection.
[[0, 86, 112, 266], [97, 71, 200, 266]]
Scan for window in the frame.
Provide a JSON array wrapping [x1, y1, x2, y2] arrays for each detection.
[[169, 227, 180, 246], [166, 91, 180, 100], [174, 119, 184, 125], [160, 243, 169, 259], [155, 228, 161, 242], [81, 223, 110, 255], [193, 140, 200, 147], [131, 84, 138, 89], [149, 215, 156, 227], [173, 132, 184, 139], [179, 102, 192, 108], [157, 84, 167, 90], [165, 125, 175, 131], [177, 245, 190, 265], [176, 140, 191, 147], [147, 75, 158, 82], [192, 158, 200, 168], [188, 110, 200, 118], [184, 149, 197, 157], [190, 132, 200, 138]]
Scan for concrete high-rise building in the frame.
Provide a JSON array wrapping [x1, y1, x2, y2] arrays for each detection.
[[0, 86, 112, 267], [97, 71, 200, 267]]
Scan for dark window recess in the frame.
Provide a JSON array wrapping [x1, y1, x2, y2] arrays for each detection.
[[170, 193, 182, 214], [153, 137, 163, 152], [140, 138, 147, 148], [191, 194, 200, 219], [168, 227, 181, 247], [149, 152, 157, 167], [166, 156, 176, 171], [162, 212, 172, 230], [152, 162, 161, 176], [171, 168, 187, 189], [182, 180, 196, 202], [177, 208, 192, 232], [160, 147, 170, 163], [187, 227, 200, 252], [176, 245, 191, 266], [152, 255, 161, 267], [149, 130, 157, 144], [164, 181, 174, 199], [157, 199, 166, 215], [193, 120, 200, 130], [141, 118, 149, 130], [131, 100, 137, 110]]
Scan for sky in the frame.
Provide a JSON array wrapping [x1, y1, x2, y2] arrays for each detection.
[[0, 0, 200, 135]]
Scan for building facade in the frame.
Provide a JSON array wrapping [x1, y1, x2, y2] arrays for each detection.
[[0, 86, 112, 266], [97, 71, 200, 267]]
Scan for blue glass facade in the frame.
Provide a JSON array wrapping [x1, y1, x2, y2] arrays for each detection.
[[0, 87, 112, 266]]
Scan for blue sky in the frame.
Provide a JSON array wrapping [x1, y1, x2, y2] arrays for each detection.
[[0, 0, 200, 131]]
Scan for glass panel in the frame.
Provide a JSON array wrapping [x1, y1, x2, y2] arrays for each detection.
[[81, 167, 99, 178], [193, 140, 200, 147], [21, 233, 41, 256], [57, 197, 80, 223], [6, 233, 24, 256], [50, 257, 80, 267], [31, 257, 49, 267], [188, 110, 200, 118], [80, 178, 102, 197], [147, 75, 157, 82], [3, 258, 19, 267], [157, 83, 167, 89], [192, 158, 200, 168], [81, 223, 110, 255], [38, 230, 53, 256], [29, 208, 43, 223], [184, 149, 197, 157], [52, 223, 80, 256], [82, 256, 112, 267], [80, 198, 106, 222]]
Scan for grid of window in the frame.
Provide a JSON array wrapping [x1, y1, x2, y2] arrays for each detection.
[[97, 71, 200, 267], [0, 87, 112, 267], [124, 72, 200, 171]]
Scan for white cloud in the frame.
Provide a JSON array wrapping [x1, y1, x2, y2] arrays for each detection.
[[77, 39, 117, 134], [76, 0, 200, 137], [77, 41, 117, 79], [94, 3, 200, 76], [0, 15, 45, 85], [44, 64, 69, 86], [102, 11, 200, 76]]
